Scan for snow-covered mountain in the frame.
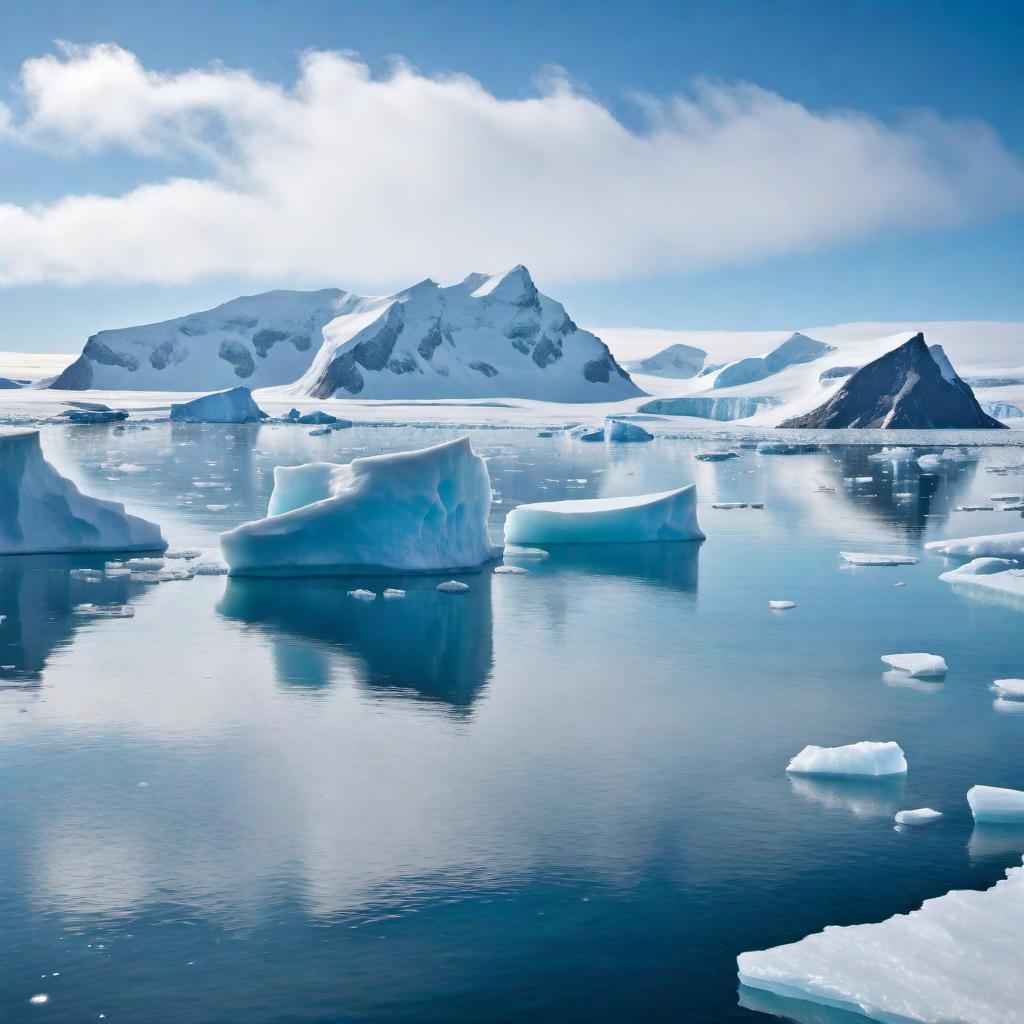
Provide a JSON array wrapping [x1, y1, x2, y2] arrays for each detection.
[[778, 334, 1005, 428], [48, 267, 640, 403], [712, 332, 834, 388], [624, 343, 706, 378]]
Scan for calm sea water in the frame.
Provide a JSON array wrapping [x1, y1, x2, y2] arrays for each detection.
[[2, 423, 1024, 1023]]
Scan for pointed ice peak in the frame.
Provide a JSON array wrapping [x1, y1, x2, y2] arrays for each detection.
[[397, 278, 440, 299], [928, 342, 960, 384], [468, 264, 538, 303]]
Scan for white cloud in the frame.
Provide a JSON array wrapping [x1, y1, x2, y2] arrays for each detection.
[[0, 43, 1021, 288]]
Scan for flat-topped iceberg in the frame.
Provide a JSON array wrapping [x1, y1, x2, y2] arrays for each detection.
[[0, 428, 164, 554], [895, 807, 942, 825], [220, 436, 493, 576], [939, 558, 1024, 604], [738, 858, 1024, 1023], [880, 653, 948, 677], [787, 741, 907, 777], [926, 530, 1024, 560], [170, 386, 267, 424], [503, 486, 704, 545], [968, 785, 1024, 824]]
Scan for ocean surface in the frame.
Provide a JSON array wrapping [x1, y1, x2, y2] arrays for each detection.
[[2, 422, 1023, 1023]]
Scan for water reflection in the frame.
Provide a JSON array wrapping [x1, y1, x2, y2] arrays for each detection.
[[218, 575, 494, 711], [0, 557, 133, 684], [967, 824, 1024, 861], [789, 774, 906, 819]]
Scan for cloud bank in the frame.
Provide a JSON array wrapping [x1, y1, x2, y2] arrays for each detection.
[[0, 43, 1022, 288]]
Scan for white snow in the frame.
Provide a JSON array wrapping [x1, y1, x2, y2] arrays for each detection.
[[968, 785, 1024, 824], [606, 418, 653, 442], [786, 741, 907, 777], [0, 428, 165, 555], [220, 436, 493, 576], [926, 531, 1024, 561], [895, 807, 942, 825], [169, 386, 266, 423], [840, 552, 918, 566], [503, 486, 704, 545], [738, 858, 1024, 1023], [880, 653, 948, 677]]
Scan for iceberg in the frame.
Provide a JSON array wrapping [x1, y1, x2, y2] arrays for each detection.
[[738, 858, 1024, 1023], [916, 447, 976, 472], [503, 486, 704, 545], [895, 807, 942, 825], [694, 451, 740, 462], [570, 425, 605, 442], [939, 558, 1024, 603], [840, 552, 918, 566], [968, 785, 1024, 824], [220, 436, 493, 576], [606, 419, 654, 442], [769, 600, 797, 610], [169, 386, 267, 424], [0, 428, 165, 555], [436, 580, 470, 593], [993, 679, 1024, 697], [787, 741, 907, 777], [926, 530, 1024, 560], [880, 653, 947, 677]]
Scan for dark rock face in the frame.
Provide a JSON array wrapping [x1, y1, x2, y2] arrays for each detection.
[[218, 340, 256, 379], [779, 334, 1007, 429]]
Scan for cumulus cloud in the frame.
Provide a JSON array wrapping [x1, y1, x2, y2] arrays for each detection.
[[0, 43, 1022, 288]]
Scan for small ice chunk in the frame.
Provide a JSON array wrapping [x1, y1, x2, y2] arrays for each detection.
[[606, 419, 653, 442], [494, 565, 529, 574], [968, 785, 1024, 823], [125, 557, 164, 570], [787, 741, 907, 777], [190, 557, 229, 576], [992, 679, 1024, 697], [769, 600, 796, 610], [347, 589, 376, 601], [503, 546, 549, 559], [694, 451, 739, 462], [504, 486, 704, 545], [165, 549, 202, 560], [382, 588, 406, 598], [895, 807, 942, 826], [436, 580, 470, 593], [880, 653, 948, 678], [570, 425, 605, 442], [69, 568, 103, 582], [841, 552, 918, 566]]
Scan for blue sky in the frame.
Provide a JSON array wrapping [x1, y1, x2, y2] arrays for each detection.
[[1, 0, 1022, 351]]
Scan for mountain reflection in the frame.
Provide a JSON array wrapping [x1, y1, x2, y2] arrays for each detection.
[[218, 575, 494, 711]]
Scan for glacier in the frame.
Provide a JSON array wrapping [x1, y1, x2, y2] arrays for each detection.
[[968, 785, 1024, 824], [786, 741, 908, 777], [0, 428, 165, 555], [503, 486, 704, 545], [738, 858, 1024, 1024], [636, 395, 779, 420], [169, 386, 267, 423], [220, 436, 493, 576]]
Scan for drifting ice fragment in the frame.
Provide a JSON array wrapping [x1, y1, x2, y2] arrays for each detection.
[[347, 589, 375, 601], [713, 502, 748, 509], [73, 604, 135, 618], [695, 451, 739, 462], [840, 552, 918, 566], [939, 558, 1024, 602], [769, 600, 796, 610], [221, 437, 493, 576], [606, 419, 653, 442], [570, 425, 605, 442], [169, 386, 267, 423], [503, 546, 550, 559], [968, 785, 1024, 823], [504, 486, 704, 545], [895, 807, 942, 825], [738, 858, 1024, 1023], [880, 653, 947, 677], [436, 580, 470, 593], [69, 568, 103, 582], [926, 530, 1024, 560], [993, 679, 1024, 697], [382, 588, 405, 598], [494, 565, 529, 574], [787, 741, 907, 777]]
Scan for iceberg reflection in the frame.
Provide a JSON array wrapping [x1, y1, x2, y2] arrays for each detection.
[[788, 773, 906, 819]]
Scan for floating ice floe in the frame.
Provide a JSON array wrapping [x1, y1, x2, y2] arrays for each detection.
[[169, 386, 267, 424], [713, 502, 748, 509], [0, 428, 165, 555], [606, 419, 653, 442], [881, 653, 947, 677], [738, 858, 1024, 1023], [787, 741, 907, 777], [382, 588, 405, 598], [968, 785, 1024, 824], [895, 807, 942, 826], [841, 552, 918, 566], [866, 447, 916, 462], [769, 600, 796, 610], [926, 530, 1024, 560], [695, 451, 740, 462], [165, 548, 202, 559], [436, 580, 470, 593], [915, 447, 975, 472], [570, 425, 605, 442], [348, 589, 375, 601], [220, 437, 493, 576], [939, 558, 1024, 602], [993, 679, 1024, 697], [73, 603, 135, 618], [503, 545, 550, 560], [494, 565, 529, 574], [503, 486, 704, 545]]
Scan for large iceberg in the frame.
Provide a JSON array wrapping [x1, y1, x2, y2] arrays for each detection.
[[786, 741, 907, 777], [738, 858, 1024, 1023], [926, 531, 1024, 560], [939, 558, 1024, 604], [968, 785, 1024, 824], [503, 486, 704, 545], [0, 428, 165, 554], [220, 436, 493, 576], [169, 386, 267, 424]]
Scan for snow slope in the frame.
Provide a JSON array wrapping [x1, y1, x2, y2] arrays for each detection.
[[0, 428, 165, 554]]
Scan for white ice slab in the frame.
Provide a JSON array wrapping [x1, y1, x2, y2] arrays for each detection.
[[880, 653, 948, 677], [968, 785, 1024, 824], [926, 531, 1024, 560], [841, 552, 918, 566], [895, 808, 942, 826], [787, 741, 907, 777]]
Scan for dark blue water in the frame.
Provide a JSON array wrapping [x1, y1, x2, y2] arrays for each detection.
[[1, 424, 1023, 1023]]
